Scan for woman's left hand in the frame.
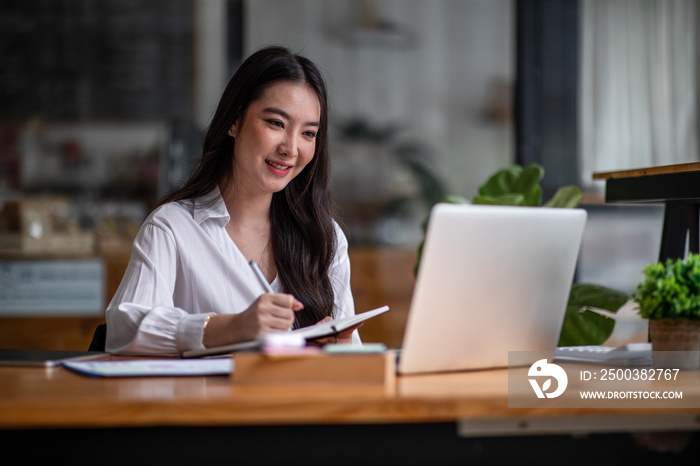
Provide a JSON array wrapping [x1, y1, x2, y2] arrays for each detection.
[[308, 316, 362, 346]]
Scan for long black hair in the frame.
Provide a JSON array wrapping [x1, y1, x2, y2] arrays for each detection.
[[160, 46, 336, 328]]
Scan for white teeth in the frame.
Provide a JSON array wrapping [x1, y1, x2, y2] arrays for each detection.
[[267, 160, 289, 170]]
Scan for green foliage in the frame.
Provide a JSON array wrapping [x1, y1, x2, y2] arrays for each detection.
[[634, 253, 700, 320], [558, 284, 629, 346], [543, 186, 583, 208], [472, 163, 582, 208], [474, 163, 543, 206]]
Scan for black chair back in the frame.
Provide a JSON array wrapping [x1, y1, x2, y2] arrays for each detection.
[[89, 323, 107, 352]]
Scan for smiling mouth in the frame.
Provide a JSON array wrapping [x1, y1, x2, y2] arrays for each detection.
[[266, 160, 291, 171]]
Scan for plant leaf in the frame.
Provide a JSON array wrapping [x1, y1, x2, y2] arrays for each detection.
[[568, 283, 629, 313], [558, 283, 629, 346], [515, 164, 544, 206], [558, 306, 615, 346], [523, 184, 542, 207], [473, 194, 525, 206], [440, 194, 469, 205], [476, 164, 545, 207], [544, 186, 582, 208], [478, 165, 522, 197], [514, 163, 544, 192], [634, 253, 700, 319], [413, 239, 425, 277]]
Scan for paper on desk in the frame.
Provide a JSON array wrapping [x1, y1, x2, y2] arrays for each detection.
[[62, 358, 233, 377]]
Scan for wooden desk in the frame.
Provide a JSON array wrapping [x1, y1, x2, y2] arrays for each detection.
[[1, 361, 699, 464], [2, 361, 699, 428], [593, 163, 700, 261]]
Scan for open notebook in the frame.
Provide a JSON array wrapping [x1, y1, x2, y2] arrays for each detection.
[[182, 305, 389, 358]]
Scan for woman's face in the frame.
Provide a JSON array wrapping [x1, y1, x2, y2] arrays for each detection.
[[228, 81, 321, 197]]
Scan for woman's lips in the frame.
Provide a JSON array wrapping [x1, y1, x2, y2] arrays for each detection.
[[266, 159, 292, 174]]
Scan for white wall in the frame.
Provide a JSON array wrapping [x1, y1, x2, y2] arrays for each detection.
[[194, 0, 228, 130], [245, 0, 514, 203]]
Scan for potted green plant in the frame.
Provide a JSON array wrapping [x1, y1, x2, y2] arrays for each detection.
[[415, 163, 630, 346], [633, 254, 700, 368]]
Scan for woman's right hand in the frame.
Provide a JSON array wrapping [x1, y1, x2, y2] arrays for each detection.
[[203, 293, 303, 348], [234, 293, 304, 341]]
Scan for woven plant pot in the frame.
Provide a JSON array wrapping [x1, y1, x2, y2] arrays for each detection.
[[649, 319, 700, 369]]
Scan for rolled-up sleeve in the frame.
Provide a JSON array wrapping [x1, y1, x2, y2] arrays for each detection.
[[106, 223, 204, 355]]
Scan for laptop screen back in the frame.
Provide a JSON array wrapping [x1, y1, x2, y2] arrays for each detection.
[[398, 203, 587, 375]]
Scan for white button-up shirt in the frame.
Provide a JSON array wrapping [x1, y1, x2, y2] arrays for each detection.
[[105, 188, 357, 355]]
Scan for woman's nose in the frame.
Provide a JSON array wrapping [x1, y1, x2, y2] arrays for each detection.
[[278, 132, 298, 158]]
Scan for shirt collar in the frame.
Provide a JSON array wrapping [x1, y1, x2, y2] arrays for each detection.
[[191, 186, 230, 225]]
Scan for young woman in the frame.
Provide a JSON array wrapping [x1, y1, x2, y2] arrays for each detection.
[[105, 46, 359, 355]]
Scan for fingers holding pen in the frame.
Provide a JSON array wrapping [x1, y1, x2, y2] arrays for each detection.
[[204, 292, 304, 348], [254, 292, 303, 332], [267, 292, 304, 312], [247, 259, 303, 330]]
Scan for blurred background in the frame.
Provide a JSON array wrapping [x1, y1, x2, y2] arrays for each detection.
[[0, 0, 697, 349]]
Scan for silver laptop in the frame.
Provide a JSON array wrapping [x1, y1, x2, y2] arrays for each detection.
[[398, 203, 587, 374]]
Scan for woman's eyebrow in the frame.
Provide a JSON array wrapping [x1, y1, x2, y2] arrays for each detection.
[[263, 107, 319, 127]]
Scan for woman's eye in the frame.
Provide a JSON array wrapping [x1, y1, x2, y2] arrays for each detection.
[[268, 120, 283, 128], [303, 131, 317, 139]]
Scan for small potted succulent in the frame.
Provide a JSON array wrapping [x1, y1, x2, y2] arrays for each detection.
[[634, 253, 700, 368]]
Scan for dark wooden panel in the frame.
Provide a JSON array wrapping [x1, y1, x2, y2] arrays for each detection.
[[0, 0, 193, 120]]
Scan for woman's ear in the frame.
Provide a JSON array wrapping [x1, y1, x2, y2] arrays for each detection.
[[227, 121, 237, 137]]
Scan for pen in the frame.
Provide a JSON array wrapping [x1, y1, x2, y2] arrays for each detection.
[[249, 260, 274, 293], [250, 260, 302, 335]]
